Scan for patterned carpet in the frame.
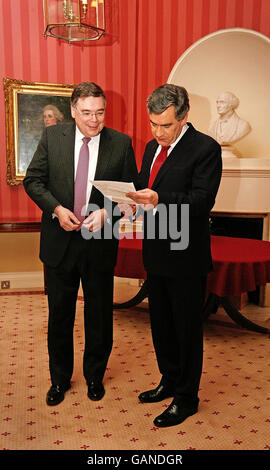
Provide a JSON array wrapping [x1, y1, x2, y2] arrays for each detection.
[[1, 289, 270, 451]]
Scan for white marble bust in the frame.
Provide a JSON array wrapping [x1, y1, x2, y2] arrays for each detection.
[[208, 92, 251, 156]]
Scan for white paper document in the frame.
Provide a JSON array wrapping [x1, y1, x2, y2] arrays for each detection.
[[90, 180, 137, 204]]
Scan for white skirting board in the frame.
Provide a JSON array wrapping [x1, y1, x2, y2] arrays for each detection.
[[0, 271, 44, 290]]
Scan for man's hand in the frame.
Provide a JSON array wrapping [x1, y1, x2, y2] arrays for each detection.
[[117, 203, 137, 217], [126, 189, 158, 210], [54, 205, 80, 231], [83, 208, 107, 232]]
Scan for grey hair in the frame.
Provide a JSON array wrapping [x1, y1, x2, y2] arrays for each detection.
[[41, 104, 64, 122], [147, 84, 190, 120]]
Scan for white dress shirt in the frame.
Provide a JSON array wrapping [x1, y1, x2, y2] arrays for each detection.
[[133, 123, 189, 217], [74, 126, 100, 209], [53, 127, 101, 218], [150, 123, 189, 171]]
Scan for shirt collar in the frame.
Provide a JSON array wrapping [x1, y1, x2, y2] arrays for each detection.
[[75, 126, 100, 144], [156, 123, 189, 153], [169, 123, 189, 150]]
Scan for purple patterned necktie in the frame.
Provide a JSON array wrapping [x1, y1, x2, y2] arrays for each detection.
[[74, 137, 91, 222]]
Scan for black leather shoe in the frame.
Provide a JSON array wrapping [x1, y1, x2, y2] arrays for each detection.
[[153, 399, 198, 427], [46, 384, 70, 406], [87, 381, 105, 401], [138, 383, 174, 403]]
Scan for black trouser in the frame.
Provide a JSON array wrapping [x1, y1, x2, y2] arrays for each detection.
[[147, 273, 206, 406], [45, 233, 114, 387]]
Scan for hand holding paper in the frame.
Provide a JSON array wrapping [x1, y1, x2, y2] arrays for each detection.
[[90, 180, 138, 204], [126, 188, 159, 210]]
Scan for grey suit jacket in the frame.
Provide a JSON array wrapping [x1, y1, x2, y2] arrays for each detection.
[[24, 122, 138, 270]]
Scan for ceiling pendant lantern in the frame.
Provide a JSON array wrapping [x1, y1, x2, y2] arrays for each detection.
[[43, 0, 105, 43]]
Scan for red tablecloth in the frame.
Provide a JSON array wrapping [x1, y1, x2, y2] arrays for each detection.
[[115, 238, 146, 280], [115, 235, 270, 297], [208, 235, 270, 296]]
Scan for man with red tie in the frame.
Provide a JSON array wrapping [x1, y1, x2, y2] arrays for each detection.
[[127, 84, 222, 427], [24, 82, 138, 406]]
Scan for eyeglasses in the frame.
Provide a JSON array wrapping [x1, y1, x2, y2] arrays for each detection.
[[73, 107, 105, 119]]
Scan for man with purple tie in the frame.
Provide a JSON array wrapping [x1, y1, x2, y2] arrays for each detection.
[[127, 84, 222, 427], [24, 82, 138, 406]]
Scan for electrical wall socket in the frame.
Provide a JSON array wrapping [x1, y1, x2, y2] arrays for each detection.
[[1, 280, 10, 289]]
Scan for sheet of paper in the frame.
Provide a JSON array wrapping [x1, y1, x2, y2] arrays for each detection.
[[90, 180, 137, 204]]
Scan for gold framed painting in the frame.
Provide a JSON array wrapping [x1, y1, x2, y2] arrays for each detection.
[[3, 78, 74, 185]]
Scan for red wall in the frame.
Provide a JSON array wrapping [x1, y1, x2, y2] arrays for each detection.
[[0, 0, 269, 221]]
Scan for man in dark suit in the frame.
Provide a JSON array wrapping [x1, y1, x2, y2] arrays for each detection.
[[24, 82, 138, 406], [127, 84, 222, 427]]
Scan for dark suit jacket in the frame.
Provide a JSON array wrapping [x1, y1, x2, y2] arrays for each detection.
[[136, 123, 222, 278], [24, 122, 138, 271]]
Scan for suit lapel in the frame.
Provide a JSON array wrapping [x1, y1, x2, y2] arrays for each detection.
[[141, 140, 159, 188], [94, 127, 112, 180], [60, 122, 76, 201], [151, 123, 196, 189]]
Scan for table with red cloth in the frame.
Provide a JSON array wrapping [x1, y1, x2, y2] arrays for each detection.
[[114, 236, 147, 309], [114, 235, 270, 336]]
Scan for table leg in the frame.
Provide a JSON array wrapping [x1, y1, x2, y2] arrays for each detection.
[[202, 293, 219, 320], [113, 280, 148, 309], [219, 296, 270, 336], [203, 293, 270, 336]]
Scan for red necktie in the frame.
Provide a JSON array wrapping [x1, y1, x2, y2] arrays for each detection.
[[74, 137, 91, 221], [148, 146, 170, 188]]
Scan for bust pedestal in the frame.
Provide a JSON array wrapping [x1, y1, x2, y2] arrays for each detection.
[[221, 145, 241, 159]]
